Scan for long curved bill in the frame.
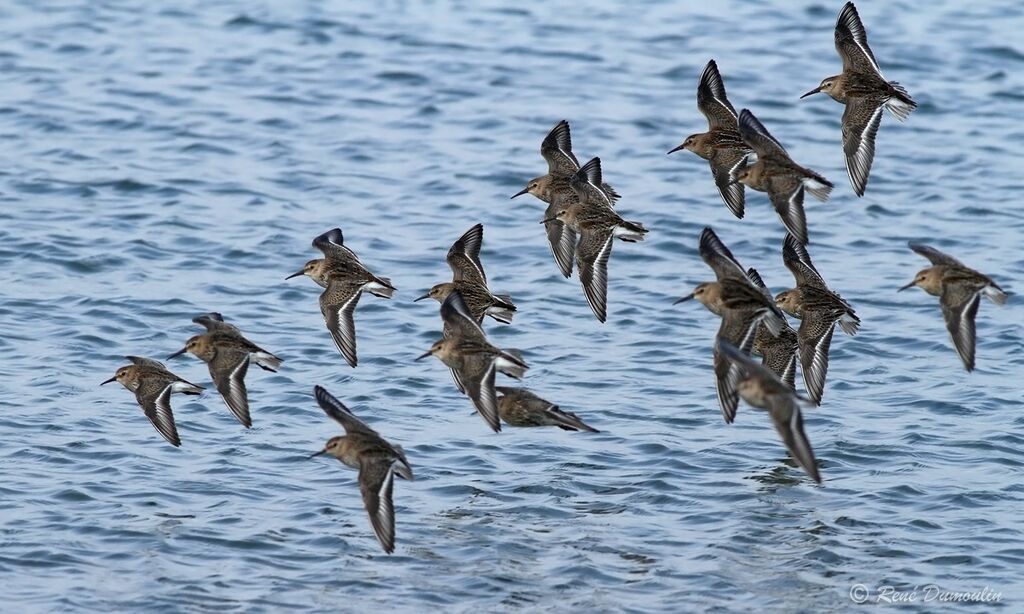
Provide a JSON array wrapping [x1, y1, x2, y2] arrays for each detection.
[[800, 86, 822, 99], [415, 350, 433, 361], [285, 269, 305, 280], [307, 449, 327, 459], [100, 376, 117, 385], [673, 293, 695, 305], [510, 187, 529, 199], [897, 281, 916, 292], [413, 293, 431, 302], [166, 348, 188, 360], [667, 143, 686, 154], [540, 217, 557, 224]]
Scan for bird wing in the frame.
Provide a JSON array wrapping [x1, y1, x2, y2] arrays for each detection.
[[697, 59, 739, 129], [908, 242, 965, 267], [447, 223, 487, 285], [841, 97, 885, 197], [458, 353, 502, 433], [767, 396, 822, 483], [738, 109, 788, 159], [126, 355, 166, 369], [699, 227, 747, 281], [782, 233, 827, 289], [540, 120, 580, 176], [576, 227, 615, 323], [834, 1, 883, 77], [210, 347, 252, 427], [313, 228, 362, 263], [313, 385, 378, 436], [709, 149, 748, 219], [320, 281, 364, 367], [544, 201, 577, 278], [940, 284, 981, 372], [797, 312, 837, 406], [358, 458, 398, 554], [137, 380, 182, 447], [440, 290, 486, 340], [768, 177, 809, 246]]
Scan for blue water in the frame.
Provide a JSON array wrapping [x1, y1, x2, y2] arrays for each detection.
[[2, 0, 1022, 611]]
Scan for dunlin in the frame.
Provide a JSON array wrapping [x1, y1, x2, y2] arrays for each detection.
[[511, 120, 619, 278], [494, 387, 599, 432], [101, 356, 204, 447], [287, 228, 395, 367], [675, 228, 785, 423], [900, 242, 1007, 371], [167, 313, 282, 428], [416, 291, 528, 433], [747, 267, 800, 390], [668, 59, 751, 217], [776, 234, 860, 404], [309, 385, 413, 555], [717, 340, 822, 484], [801, 2, 917, 196], [736, 109, 833, 245], [415, 224, 517, 324], [545, 157, 647, 322]]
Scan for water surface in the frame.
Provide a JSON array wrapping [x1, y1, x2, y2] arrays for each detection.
[[1, 0, 1022, 611]]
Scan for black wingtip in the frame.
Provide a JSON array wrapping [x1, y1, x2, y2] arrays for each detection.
[[576, 156, 603, 188], [314, 385, 353, 418], [314, 228, 344, 248], [440, 289, 475, 324]]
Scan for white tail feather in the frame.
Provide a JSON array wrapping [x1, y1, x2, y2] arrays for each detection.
[[253, 351, 283, 371], [984, 284, 1008, 306], [803, 178, 833, 202]]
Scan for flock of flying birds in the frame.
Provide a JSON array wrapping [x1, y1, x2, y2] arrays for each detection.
[[101, 3, 1008, 554]]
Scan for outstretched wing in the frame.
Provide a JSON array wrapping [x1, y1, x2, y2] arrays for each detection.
[[576, 227, 614, 323], [908, 242, 965, 267], [313, 228, 361, 263], [940, 284, 981, 372], [209, 347, 253, 427], [440, 290, 486, 339], [358, 459, 398, 554], [738, 109, 788, 159], [841, 97, 884, 197], [697, 59, 739, 129], [447, 223, 487, 285], [137, 381, 183, 447], [699, 227, 747, 281], [320, 281, 364, 367], [834, 1, 882, 77], [458, 354, 501, 433], [782, 233, 827, 289], [313, 385, 378, 435], [540, 120, 580, 176], [709, 150, 748, 219], [797, 313, 837, 406]]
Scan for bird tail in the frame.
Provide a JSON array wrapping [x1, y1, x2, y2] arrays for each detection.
[[487, 294, 517, 324], [366, 276, 395, 299], [838, 310, 861, 336], [253, 351, 283, 372], [496, 349, 528, 379], [615, 220, 648, 242], [803, 176, 833, 202], [984, 284, 1008, 306], [885, 83, 917, 122], [390, 453, 414, 481], [546, 405, 600, 432], [171, 380, 204, 395]]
